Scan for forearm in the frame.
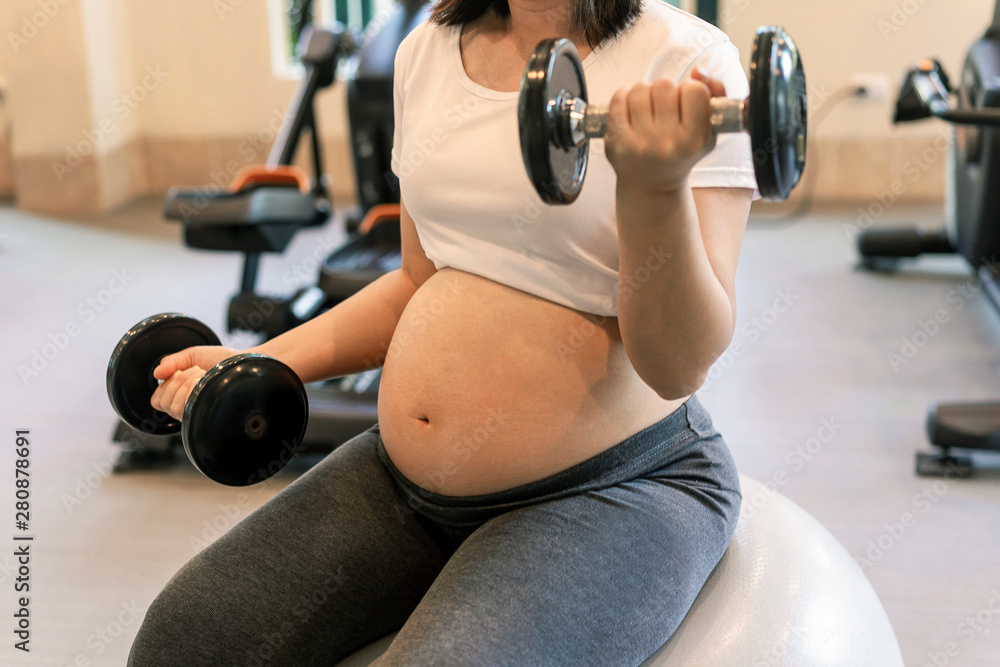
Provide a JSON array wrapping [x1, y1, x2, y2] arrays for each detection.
[[616, 181, 735, 398], [248, 268, 418, 384]]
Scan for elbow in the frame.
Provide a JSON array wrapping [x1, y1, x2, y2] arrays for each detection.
[[625, 340, 725, 401], [651, 368, 710, 401], [622, 321, 734, 401], [627, 350, 711, 401]]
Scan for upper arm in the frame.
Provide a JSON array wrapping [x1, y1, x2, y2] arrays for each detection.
[[399, 199, 438, 289], [391, 32, 435, 291], [692, 187, 753, 317], [683, 42, 755, 312], [651, 39, 758, 196]]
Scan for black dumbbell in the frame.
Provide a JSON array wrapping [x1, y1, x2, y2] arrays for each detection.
[[106, 313, 308, 486], [518, 26, 808, 204]]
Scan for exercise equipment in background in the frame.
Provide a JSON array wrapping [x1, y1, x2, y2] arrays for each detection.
[[110, 1, 428, 473], [163, 22, 354, 340], [856, 3, 1000, 477]]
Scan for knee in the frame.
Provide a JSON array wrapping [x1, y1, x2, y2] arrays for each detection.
[[128, 557, 240, 666], [126, 585, 195, 666]]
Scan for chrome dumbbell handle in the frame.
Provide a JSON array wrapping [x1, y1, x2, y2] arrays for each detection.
[[576, 98, 748, 143]]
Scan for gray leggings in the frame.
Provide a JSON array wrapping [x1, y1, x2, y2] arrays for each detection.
[[127, 396, 741, 666]]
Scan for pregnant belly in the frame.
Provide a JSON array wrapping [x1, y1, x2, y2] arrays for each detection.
[[377, 269, 684, 496]]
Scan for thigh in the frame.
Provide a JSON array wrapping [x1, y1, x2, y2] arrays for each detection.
[[377, 477, 740, 667], [128, 428, 454, 667]]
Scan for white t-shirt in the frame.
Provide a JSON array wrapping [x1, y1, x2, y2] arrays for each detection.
[[391, 0, 757, 316]]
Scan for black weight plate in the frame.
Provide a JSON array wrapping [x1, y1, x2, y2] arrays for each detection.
[[183, 353, 308, 486], [749, 27, 807, 200], [107, 313, 220, 436], [519, 38, 589, 204]]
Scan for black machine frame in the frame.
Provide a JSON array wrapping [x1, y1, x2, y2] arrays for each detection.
[[858, 2, 1000, 477]]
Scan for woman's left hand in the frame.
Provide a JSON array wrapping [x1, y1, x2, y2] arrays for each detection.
[[604, 68, 726, 195]]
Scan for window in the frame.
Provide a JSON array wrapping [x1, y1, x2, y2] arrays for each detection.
[[269, 0, 395, 78], [667, 0, 716, 24], [324, 0, 395, 32]]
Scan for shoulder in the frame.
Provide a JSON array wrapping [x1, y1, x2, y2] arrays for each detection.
[[394, 17, 451, 78], [626, 0, 731, 54], [604, 1, 738, 81]]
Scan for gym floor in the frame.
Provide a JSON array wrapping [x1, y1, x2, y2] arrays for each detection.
[[2, 198, 999, 666]]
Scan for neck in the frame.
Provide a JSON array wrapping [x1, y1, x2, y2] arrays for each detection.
[[495, 0, 588, 52]]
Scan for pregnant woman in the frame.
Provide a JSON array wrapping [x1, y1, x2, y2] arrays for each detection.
[[128, 0, 757, 663]]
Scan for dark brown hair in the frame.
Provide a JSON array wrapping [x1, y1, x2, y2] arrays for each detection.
[[430, 0, 642, 48]]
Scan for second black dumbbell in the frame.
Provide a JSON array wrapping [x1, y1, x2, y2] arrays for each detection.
[[106, 313, 308, 486]]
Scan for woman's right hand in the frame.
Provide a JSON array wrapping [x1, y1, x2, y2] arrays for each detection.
[[150, 346, 240, 421]]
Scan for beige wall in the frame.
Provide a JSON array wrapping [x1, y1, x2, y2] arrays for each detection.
[[0, 0, 353, 216], [722, 0, 996, 203], [125, 1, 335, 138], [1, 0, 93, 158], [724, 0, 995, 139], [80, 0, 139, 154], [0, 0, 994, 214]]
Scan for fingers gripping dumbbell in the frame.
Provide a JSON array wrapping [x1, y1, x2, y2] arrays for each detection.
[[107, 313, 308, 486], [518, 26, 808, 204]]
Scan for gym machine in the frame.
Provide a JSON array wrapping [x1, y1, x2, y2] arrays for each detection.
[[856, 3, 1000, 477], [110, 1, 428, 472]]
